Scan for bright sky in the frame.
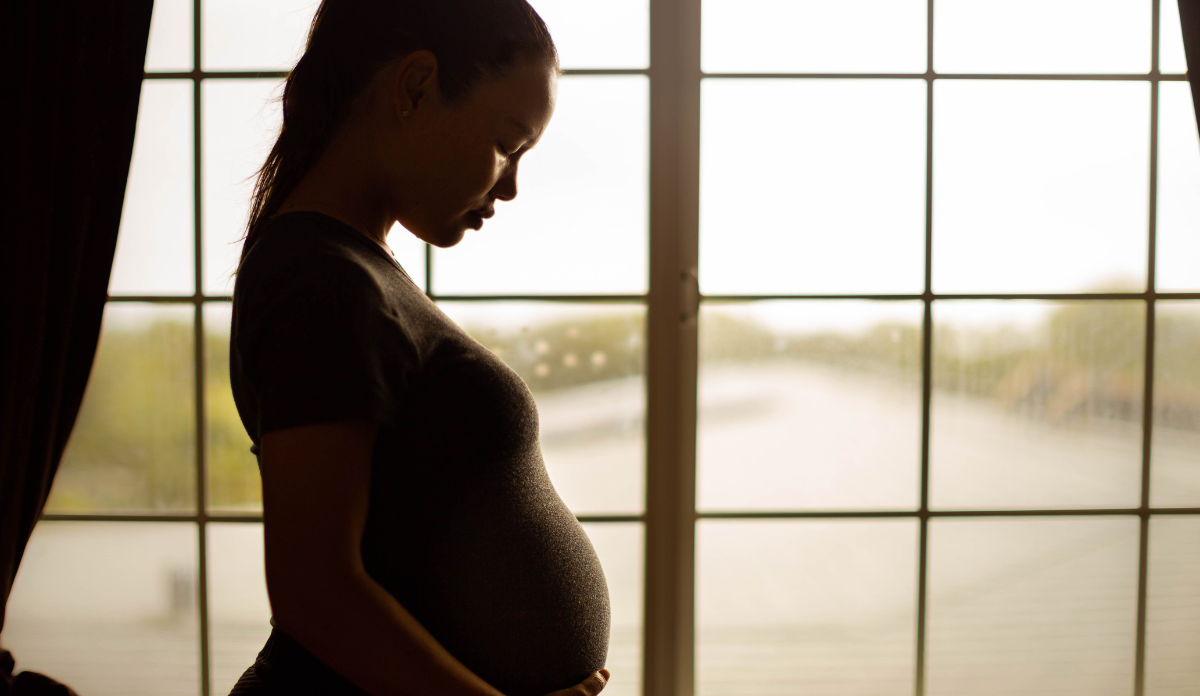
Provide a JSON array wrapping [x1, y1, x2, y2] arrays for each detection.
[[114, 0, 1200, 327]]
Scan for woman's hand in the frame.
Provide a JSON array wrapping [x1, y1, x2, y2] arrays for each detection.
[[544, 670, 610, 696]]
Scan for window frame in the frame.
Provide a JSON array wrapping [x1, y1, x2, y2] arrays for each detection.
[[37, 1, 1200, 695]]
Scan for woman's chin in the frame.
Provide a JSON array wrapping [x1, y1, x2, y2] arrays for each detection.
[[437, 226, 469, 248], [409, 223, 468, 249]]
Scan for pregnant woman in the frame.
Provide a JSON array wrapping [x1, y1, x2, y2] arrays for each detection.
[[227, 2, 610, 695]]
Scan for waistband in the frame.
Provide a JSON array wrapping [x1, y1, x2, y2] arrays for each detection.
[[253, 627, 369, 696]]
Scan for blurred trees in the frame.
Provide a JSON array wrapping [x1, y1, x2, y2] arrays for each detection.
[[45, 302, 1200, 512], [935, 302, 1146, 424], [464, 312, 644, 392], [1154, 306, 1200, 430], [48, 319, 196, 512], [205, 328, 259, 511], [701, 310, 922, 378]]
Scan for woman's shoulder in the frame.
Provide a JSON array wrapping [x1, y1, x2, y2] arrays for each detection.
[[241, 211, 382, 269], [235, 211, 395, 299]]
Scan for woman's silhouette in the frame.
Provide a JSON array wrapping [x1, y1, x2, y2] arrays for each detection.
[[226, 2, 611, 694]]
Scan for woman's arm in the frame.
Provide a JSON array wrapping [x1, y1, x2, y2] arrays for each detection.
[[261, 420, 610, 696], [262, 420, 503, 696]]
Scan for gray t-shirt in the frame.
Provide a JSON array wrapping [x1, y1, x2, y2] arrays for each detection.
[[230, 211, 610, 696]]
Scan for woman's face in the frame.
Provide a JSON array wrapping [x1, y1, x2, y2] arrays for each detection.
[[383, 54, 558, 248]]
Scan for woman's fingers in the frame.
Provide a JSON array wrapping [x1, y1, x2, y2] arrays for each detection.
[[579, 669, 609, 695], [545, 669, 610, 696]]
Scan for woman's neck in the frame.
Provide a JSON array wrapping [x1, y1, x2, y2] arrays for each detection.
[[278, 129, 395, 253]]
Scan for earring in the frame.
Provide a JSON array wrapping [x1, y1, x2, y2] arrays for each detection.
[[401, 110, 411, 119]]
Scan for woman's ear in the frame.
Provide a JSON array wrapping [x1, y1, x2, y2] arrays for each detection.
[[394, 50, 439, 118]]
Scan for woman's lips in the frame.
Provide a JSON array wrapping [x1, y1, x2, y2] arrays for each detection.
[[465, 207, 495, 231]]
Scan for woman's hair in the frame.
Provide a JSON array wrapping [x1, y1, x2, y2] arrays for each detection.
[[241, 0, 557, 260]]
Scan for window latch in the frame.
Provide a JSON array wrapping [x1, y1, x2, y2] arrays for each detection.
[[680, 267, 699, 327]]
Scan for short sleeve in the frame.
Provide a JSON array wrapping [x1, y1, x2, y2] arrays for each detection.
[[234, 248, 409, 437]]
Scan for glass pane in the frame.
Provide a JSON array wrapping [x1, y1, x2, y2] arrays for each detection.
[[1152, 302, 1200, 507], [531, 0, 648, 69], [698, 301, 922, 511], [702, 0, 927, 74], [437, 302, 645, 515], [933, 80, 1149, 293], [927, 517, 1139, 695], [432, 76, 648, 295], [1160, 0, 1188, 74], [934, 0, 1151, 74], [581, 523, 643, 696], [205, 302, 260, 511], [700, 79, 926, 295], [110, 80, 194, 296], [387, 223, 429, 294], [208, 523, 271, 696], [202, 0, 316, 71], [4, 522, 199, 696], [47, 304, 196, 513], [202, 78, 284, 295], [930, 301, 1144, 510], [144, 0, 192, 72], [1146, 516, 1200, 695], [1156, 82, 1200, 291], [697, 520, 918, 696]]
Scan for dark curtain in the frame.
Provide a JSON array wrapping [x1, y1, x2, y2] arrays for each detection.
[[0, 1, 154, 693], [1182, 1, 1200, 136]]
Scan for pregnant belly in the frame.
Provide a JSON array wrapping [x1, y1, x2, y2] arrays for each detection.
[[362, 487, 611, 696]]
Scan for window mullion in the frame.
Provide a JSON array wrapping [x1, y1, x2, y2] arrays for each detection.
[[1134, 1, 1164, 692], [915, 1, 936, 694], [644, 0, 702, 694], [193, 0, 212, 693]]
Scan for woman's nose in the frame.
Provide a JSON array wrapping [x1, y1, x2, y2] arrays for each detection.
[[492, 166, 518, 202]]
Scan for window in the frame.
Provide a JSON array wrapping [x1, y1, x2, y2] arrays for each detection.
[[5, 1, 1199, 695], [695, 1, 1200, 694]]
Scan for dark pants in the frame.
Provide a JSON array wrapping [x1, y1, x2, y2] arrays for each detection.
[[227, 629, 369, 696]]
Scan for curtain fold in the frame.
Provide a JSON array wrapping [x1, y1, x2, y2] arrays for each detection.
[[1183, 1, 1200, 132], [0, 1, 154, 693]]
